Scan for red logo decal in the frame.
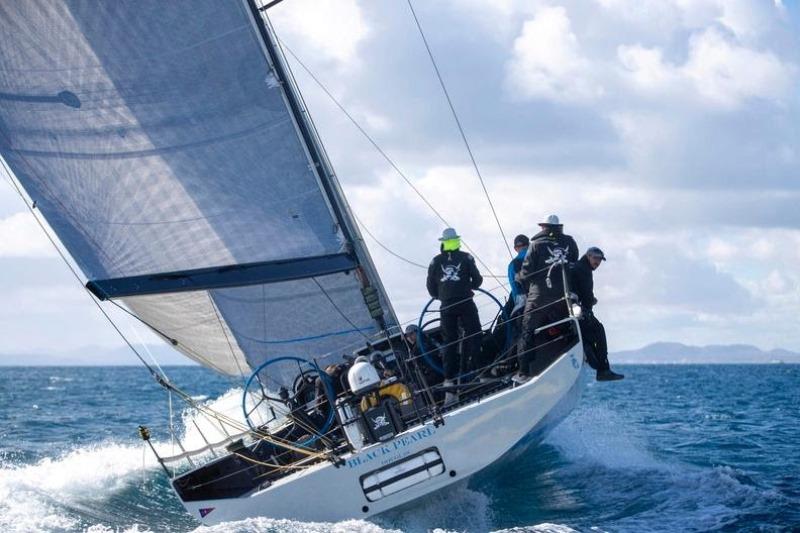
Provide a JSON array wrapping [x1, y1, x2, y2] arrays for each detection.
[[199, 508, 215, 518]]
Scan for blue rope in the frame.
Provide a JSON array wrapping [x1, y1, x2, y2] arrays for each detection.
[[230, 325, 375, 345]]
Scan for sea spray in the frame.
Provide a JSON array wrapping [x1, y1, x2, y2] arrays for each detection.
[[0, 442, 158, 532]]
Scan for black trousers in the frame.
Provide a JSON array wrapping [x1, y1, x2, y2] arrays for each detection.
[[580, 313, 610, 371], [517, 295, 569, 375], [440, 299, 481, 380]]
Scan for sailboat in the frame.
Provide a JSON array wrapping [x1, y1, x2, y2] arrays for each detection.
[[0, 0, 586, 525]]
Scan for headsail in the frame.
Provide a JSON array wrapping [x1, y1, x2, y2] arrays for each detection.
[[0, 0, 396, 376]]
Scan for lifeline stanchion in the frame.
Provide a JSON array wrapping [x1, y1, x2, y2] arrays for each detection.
[[139, 425, 171, 477]]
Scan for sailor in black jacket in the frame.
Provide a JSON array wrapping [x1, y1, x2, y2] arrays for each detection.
[[571, 247, 623, 381], [426, 228, 483, 398], [514, 215, 578, 380]]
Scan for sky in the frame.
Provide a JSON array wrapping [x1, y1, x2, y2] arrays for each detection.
[[1, 0, 799, 363]]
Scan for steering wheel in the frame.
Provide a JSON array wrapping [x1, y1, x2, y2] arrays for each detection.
[[241, 356, 335, 448], [416, 287, 509, 376]]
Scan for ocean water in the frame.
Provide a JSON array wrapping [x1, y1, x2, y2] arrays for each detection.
[[0, 364, 797, 532]]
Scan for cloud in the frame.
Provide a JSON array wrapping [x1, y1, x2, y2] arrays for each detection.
[[618, 29, 793, 109], [685, 28, 792, 108], [505, 6, 603, 103], [596, 0, 788, 43], [269, 0, 368, 66], [0, 212, 55, 258]]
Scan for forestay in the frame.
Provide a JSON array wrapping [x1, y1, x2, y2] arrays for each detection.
[[0, 0, 396, 376]]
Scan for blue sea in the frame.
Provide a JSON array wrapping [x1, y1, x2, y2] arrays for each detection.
[[1, 364, 798, 532]]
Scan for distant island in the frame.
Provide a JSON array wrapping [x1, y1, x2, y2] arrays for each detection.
[[1, 341, 799, 366], [0, 344, 193, 366], [612, 342, 800, 364]]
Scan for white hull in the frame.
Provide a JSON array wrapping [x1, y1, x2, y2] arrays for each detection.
[[180, 344, 585, 525]]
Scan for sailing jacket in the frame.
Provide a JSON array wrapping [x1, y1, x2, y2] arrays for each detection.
[[570, 255, 597, 314], [516, 228, 578, 301], [508, 248, 527, 301], [427, 249, 483, 304]]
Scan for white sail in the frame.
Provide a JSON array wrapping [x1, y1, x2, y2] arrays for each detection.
[[0, 0, 396, 376]]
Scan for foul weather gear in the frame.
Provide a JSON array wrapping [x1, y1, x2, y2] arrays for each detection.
[[508, 248, 527, 302], [516, 228, 578, 300], [427, 249, 483, 303], [427, 248, 483, 381], [440, 299, 482, 380], [515, 227, 578, 376], [570, 255, 597, 314]]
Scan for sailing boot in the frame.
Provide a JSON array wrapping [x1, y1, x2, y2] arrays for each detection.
[[596, 369, 624, 381]]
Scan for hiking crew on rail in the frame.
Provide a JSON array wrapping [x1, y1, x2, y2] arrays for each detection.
[[513, 215, 578, 382], [426, 227, 483, 405]]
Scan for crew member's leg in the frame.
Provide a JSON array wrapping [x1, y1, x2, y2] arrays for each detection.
[[460, 299, 483, 372], [516, 296, 543, 376], [440, 308, 459, 381], [591, 314, 624, 381], [594, 317, 611, 371], [580, 315, 603, 370], [517, 295, 536, 375]]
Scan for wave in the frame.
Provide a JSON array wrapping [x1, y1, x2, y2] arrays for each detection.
[[0, 442, 161, 532], [539, 403, 789, 532], [2, 382, 789, 532], [0, 436, 573, 533], [192, 519, 578, 533]]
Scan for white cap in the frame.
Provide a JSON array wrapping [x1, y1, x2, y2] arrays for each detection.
[[539, 214, 561, 226]]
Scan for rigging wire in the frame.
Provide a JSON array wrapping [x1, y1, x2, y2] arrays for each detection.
[[6, 154, 566, 459], [207, 292, 247, 380], [278, 40, 508, 294], [352, 211, 428, 270], [353, 210, 512, 279], [0, 157, 166, 384], [405, 0, 513, 259], [2, 162, 331, 459], [0, 10, 528, 464], [312, 277, 372, 341]]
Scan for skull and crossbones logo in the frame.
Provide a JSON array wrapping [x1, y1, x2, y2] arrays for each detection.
[[545, 246, 569, 265], [440, 263, 462, 282], [372, 414, 390, 430]]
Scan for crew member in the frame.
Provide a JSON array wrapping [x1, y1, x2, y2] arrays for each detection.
[[514, 215, 578, 381], [571, 247, 624, 381], [508, 234, 529, 311], [404, 324, 442, 384], [426, 228, 483, 405]]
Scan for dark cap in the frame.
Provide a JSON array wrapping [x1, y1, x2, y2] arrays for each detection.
[[513, 234, 530, 248], [586, 247, 606, 261], [404, 324, 419, 334]]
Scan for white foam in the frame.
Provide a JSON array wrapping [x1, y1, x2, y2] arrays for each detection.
[[192, 517, 402, 533], [0, 442, 160, 533], [176, 387, 278, 456], [376, 482, 495, 532], [86, 525, 156, 533], [493, 525, 579, 533]]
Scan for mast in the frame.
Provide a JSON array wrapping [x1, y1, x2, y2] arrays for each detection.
[[245, 0, 397, 333]]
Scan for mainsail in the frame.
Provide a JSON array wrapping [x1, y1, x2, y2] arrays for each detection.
[[0, 0, 396, 376]]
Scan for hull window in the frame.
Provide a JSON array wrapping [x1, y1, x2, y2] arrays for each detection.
[[360, 447, 445, 502]]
